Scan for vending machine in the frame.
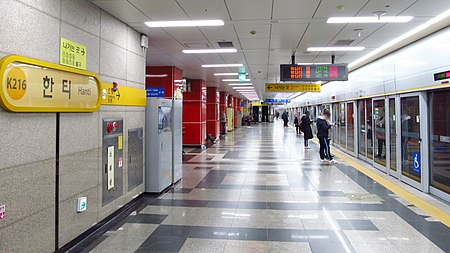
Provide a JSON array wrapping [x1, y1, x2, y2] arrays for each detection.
[[172, 99, 183, 184], [145, 98, 173, 193]]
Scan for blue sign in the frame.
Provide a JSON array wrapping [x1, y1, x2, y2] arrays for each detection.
[[265, 98, 291, 103], [146, 88, 165, 97], [412, 152, 421, 174]]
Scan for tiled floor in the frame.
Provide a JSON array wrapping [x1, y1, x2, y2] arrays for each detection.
[[80, 122, 449, 253]]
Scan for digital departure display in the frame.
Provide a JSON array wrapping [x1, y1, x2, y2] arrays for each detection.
[[280, 64, 348, 82], [434, 70, 450, 81]]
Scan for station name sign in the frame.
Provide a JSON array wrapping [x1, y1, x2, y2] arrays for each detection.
[[0, 55, 101, 112], [280, 64, 348, 82]]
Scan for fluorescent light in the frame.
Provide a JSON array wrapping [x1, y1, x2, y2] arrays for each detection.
[[233, 87, 254, 89], [182, 48, 237, 54], [307, 47, 365, 52], [349, 8, 450, 69], [223, 79, 251, 82], [327, 16, 413, 24], [228, 83, 253, 86], [202, 64, 243, 68], [145, 20, 224, 28], [297, 63, 329, 65], [214, 73, 238, 76], [146, 74, 168, 78]]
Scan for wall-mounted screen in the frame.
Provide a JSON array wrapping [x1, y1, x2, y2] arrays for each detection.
[[280, 64, 348, 82]]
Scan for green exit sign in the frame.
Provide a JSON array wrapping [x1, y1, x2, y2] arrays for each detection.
[[238, 73, 246, 82]]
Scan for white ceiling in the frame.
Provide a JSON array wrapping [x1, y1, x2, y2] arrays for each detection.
[[90, 0, 450, 100]]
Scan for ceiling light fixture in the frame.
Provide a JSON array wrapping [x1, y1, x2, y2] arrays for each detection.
[[223, 78, 251, 82], [214, 73, 239, 76], [307, 47, 365, 51], [145, 20, 224, 28], [233, 87, 254, 89], [182, 48, 237, 54], [202, 64, 243, 68], [146, 74, 168, 78], [327, 16, 413, 23], [228, 83, 253, 86]]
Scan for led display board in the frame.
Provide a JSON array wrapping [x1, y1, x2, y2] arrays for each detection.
[[434, 70, 450, 81], [280, 64, 348, 82]]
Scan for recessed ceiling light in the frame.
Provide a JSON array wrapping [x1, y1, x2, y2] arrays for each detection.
[[296, 63, 330, 65], [232, 86, 254, 89], [307, 47, 365, 51], [327, 16, 413, 24], [223, 78, 251, 82], [214, 73, 239, 76], [146, 74, 168, 78], [182, 48, 237, 54], [202, 64, 244, 68], [228, 83, 253, 86], [145, 20, 224, 28]]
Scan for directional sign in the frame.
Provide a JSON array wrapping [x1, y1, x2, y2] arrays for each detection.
[[146, 88, 165, 97], [0, 205, 5, 221], [101, 83, 146, 106], [265, 98, 291, 103], [265, 83, 321, 93]]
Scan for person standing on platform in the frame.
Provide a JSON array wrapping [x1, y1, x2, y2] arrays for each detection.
[[294, 112, 301, 134], [300, 111, 313, 148], [317, 109, 333, 162], [282, 111, 289, 127], [221, 112, 227, 134]]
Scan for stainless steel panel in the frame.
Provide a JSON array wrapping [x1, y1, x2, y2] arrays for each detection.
[[128, 128, 144, 191]]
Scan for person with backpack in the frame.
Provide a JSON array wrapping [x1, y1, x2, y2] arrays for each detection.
[[317, 109, 333, 162], [300, 111, 313, 148]]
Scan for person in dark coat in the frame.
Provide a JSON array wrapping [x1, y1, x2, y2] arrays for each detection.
[[317, 109, 333, 161], [300, 111, 314, 148], [294, 113, 301, 134], [282, 111, 289, 127]]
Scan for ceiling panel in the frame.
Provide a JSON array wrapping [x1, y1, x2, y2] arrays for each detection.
[[371, 21, 425, 37], [150, 40, 185, 52], [296, 23, 345, 50], [273, 0, 320, 19], [357, 35, 395, 48], [244, 51, 268, 64], [92, 0, 149, 22], [401, 0, 450, 16], [240, 38, 269, 49], [235, 23, 271, 39], [225, 0, 272, 20], [270, 23, 308, 49], [199, 25, 237, 42], [220, 51, 246, 64], [313, 0, 369, 19], [129, 0, 188, 20], [140, 27, 178, 41], [177, 0, 230, 20], [358, 0, 417, 16], [162, 27, 207, 41]]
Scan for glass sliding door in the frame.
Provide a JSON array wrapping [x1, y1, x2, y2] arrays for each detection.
[[347, 102, 355, 152], [389, 98, 397, 173], [373, 99, 387, 169], [367, 99, 374, 159], [430, 90, 450, 195], [358, 100, 367, 158], [332, 103, 339, 146], [338, 103, 346, 149], [400, 96, 421, 183]]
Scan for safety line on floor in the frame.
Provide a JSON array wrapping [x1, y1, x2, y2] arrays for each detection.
[[287, 124, 450, 227]]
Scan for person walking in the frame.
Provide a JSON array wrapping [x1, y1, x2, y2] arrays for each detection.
[[300, 111, 313, 148], [282, 111, 289, 127], [317, 109, 333, 161], [220, 112, 227, 134], [294, 113, 301, 134]]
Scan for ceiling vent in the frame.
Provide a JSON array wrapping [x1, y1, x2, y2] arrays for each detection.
[[334, 39, 355, 46], [184, 43, 210, 49], [218, 41, 234, 48]]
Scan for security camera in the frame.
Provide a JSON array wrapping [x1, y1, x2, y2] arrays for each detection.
[[250, 30, 256, 35]]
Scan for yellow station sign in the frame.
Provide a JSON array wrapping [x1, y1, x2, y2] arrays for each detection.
[[101, 83, 146, 107], [265, 83, 321, 93], [0, 55, 101, 112], [60, 37, 87, 70]]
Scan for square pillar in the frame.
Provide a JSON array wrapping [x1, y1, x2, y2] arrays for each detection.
[[219, 92, 228, 134], [182, 79, 206, 146], [206, 87, 220, 138], [145, 66, 183, 99]]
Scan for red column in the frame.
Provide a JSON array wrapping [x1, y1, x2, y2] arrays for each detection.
[[219, 92, 228, 134], [182, 79, 207, 146], [145, 66, 183, 99], [206, 87, 220, 138]]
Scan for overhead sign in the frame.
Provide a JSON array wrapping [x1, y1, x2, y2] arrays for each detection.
[[252, 101, 265, 106], [0, 55, 101, 112], [434, 70, 450, 81], [101, 83, 146, 106], [60, 37, 87, 70], [265, 83, 321, 93], [280, 64, 348, 82], [265, 98, 291, 103], [146, 87, 165, 97]]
